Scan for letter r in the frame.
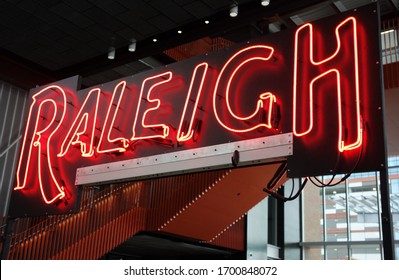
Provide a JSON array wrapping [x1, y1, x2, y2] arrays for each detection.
[[15, 85, 67, 204]]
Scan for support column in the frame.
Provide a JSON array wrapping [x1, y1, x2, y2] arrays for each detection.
[[246, 198, 269, 259], [380, 167, 395, 260]]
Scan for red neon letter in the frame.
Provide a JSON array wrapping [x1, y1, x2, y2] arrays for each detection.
[[97, 81, 130, 153], [177, 62, 208, 141], [213, 45, 277, 133], [293, 17, 362, 152], [132, 72, 172, 141], [58, 88, 101, 158], [15, 85, 67, 204]]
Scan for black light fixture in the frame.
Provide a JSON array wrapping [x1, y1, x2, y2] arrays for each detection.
[[261, 0, 270, 6], [229, 2, 238, 17]]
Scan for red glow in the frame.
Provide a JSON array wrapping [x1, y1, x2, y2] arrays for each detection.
[[58, 88, 101, 157], [15, 85, 67, 204], [292, 17, 362, 152], [213, 45, 277, 133], [12, 8, 380, 214], [177, 62, 208, 142], [97, 81, 130, 153], [131, 72, 172, 141]]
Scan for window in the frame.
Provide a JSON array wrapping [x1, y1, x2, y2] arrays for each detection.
[[350, 244, 382, 260], [381, 29, 399, 64], [325, 177, 348, 242], [326, 245, 349, 260], [303, 246, 324, 260], [348, 178, 380, 241], [301, 156, 399, 260], [389, 167, 399, 241]]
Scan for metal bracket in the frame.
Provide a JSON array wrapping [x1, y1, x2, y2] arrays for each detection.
[[75, 133, 293, 186]]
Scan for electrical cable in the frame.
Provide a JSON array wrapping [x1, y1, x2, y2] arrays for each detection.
[[309, 117, 365, 187], [263, 177, 308, 202], [309, 136, 364, 188], [263, 120, 365, 200], [263, 161, 309, 202]]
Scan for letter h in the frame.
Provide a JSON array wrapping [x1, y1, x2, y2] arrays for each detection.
[[293, 17, 362, 152]]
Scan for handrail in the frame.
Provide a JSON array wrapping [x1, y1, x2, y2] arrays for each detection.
[[6, 182, 145, 259], [5, 169, 243, 259], [0, 135, 22, 158]]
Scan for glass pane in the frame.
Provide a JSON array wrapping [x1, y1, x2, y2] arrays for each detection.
[[325, 176, 347, 241], [388, 156, 399, 168], [348, 172, 380, 241], [381, 29, 399, 64], [326, 245, 348, 260], [396, 245, 399, 260], [303, 246, 324, 260], [303, 180, 324, 242], [389, 167, 399, 241], [350, 244, 382, 260]]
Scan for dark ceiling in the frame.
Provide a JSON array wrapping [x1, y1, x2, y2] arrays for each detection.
[[0, 0, 398, 89]]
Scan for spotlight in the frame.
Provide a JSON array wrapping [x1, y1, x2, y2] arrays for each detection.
[[204, 20, 210, 24], [153, 38, 157, 42], [261, 0, 270, 6], [177, 30, 182, 34], [229, 3, 238, 17], [128, 39, 136, 52], [108, 46, 115, 60]]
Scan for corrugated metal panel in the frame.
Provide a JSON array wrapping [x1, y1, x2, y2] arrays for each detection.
[[205, 217, 246, 251], [7, 182, 147, 259], [159, 164, 286, 241], [4, 169, 249, 259], [145, 170, 227, 231], [0, 80, 28, 216]]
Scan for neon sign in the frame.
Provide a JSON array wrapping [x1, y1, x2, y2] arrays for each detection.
[[97, 81, 129, 154], [10, 5, 385, 216], [292, 17, 362, 152], [15, 85, 67, 205], [212, 45, 277, 133]]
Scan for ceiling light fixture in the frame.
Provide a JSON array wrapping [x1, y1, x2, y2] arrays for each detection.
[[177, 30, 182, 34], [108, 46, 115, 60], [261, 0, 270, 6], [229, 3, 238, 17], [205, 20, 210, 24], [153, 38, 157, 42], [128, 39, 136, 52]]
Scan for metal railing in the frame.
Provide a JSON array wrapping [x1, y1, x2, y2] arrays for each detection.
[[1, 170, 245, 259]]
